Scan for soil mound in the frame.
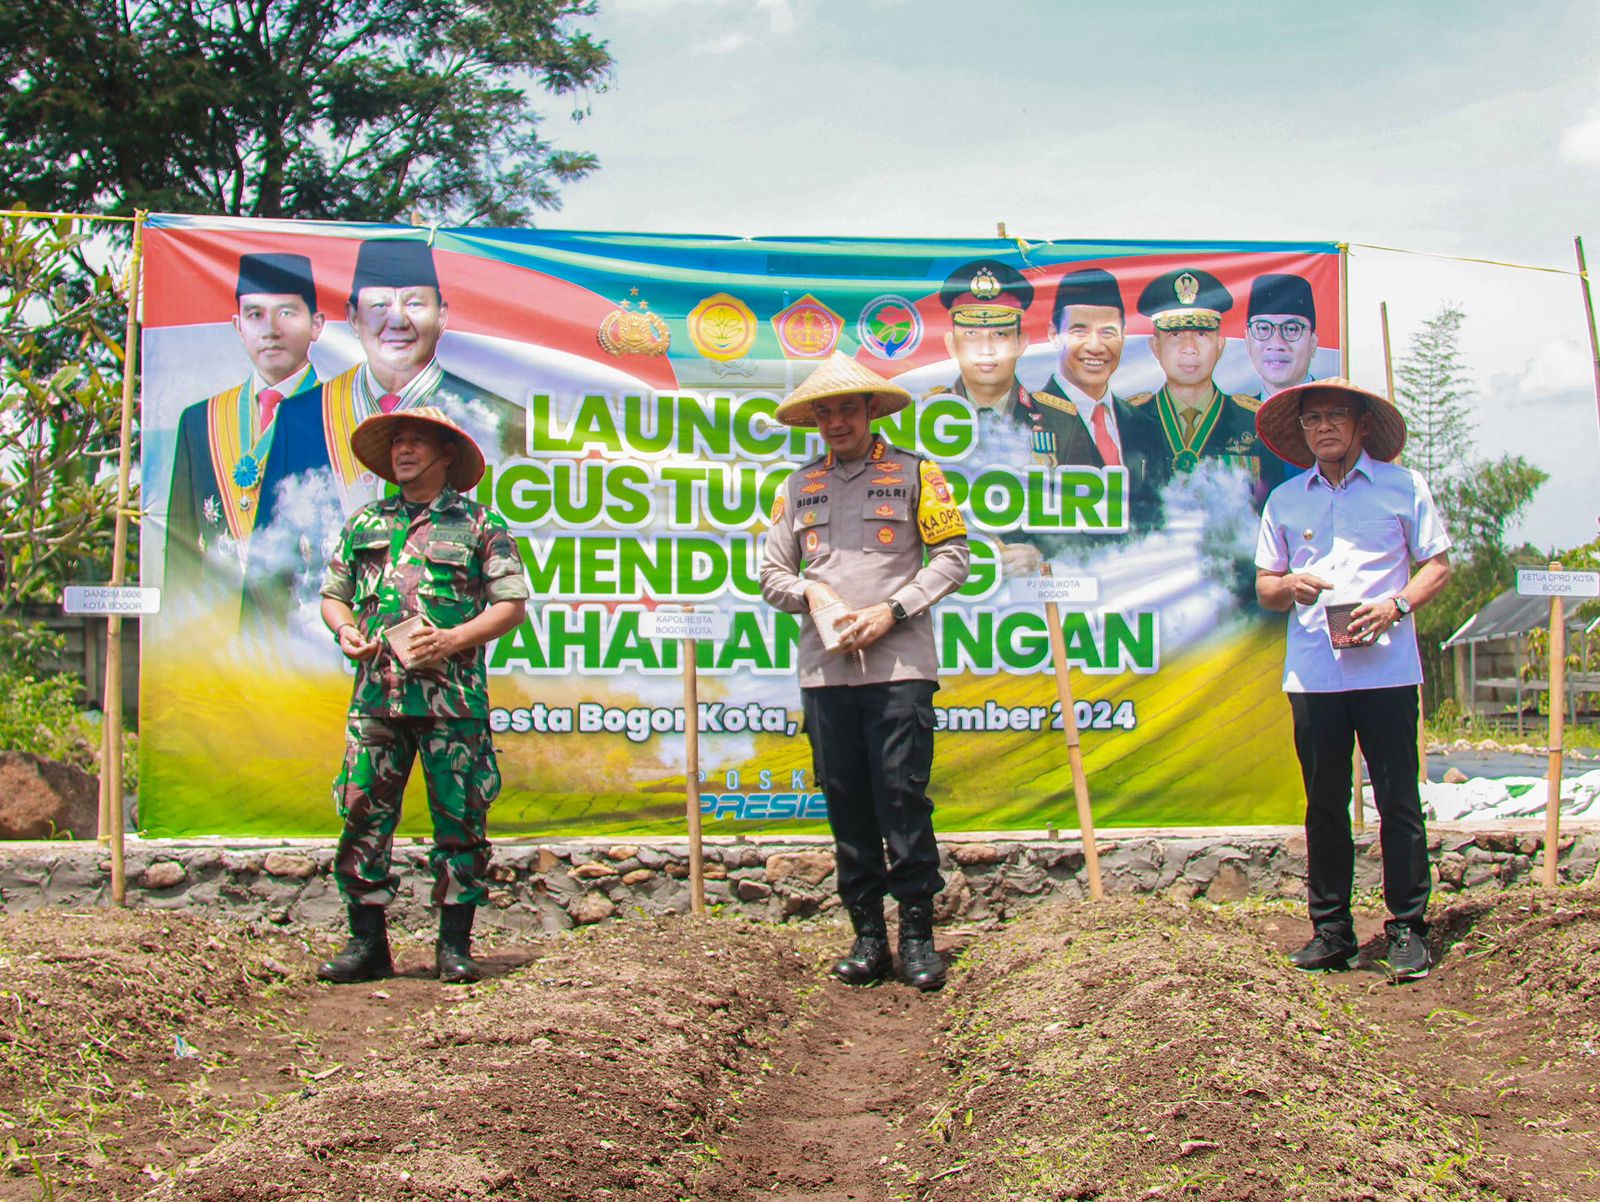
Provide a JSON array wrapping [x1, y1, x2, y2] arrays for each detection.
[[912, 897, 1521, 1201]]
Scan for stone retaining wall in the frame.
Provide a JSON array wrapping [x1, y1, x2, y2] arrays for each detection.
[[3, 825, 1597, 933]]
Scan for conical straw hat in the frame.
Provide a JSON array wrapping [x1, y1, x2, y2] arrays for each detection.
[[1255, 377, 1407, 469], [773, 352, 913, 427], [351, 404, 487, 491]]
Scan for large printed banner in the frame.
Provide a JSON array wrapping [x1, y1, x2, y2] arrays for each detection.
[[139, 215, 1342, 836]]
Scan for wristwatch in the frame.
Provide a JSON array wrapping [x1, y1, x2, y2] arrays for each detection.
[[888, 598, 908, 624], [1392, 595, 1412, 619]]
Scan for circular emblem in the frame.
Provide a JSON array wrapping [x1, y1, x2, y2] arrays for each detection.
[[971, 268, 1002, 300], [687, 292, 757, 362], [232, 454, 262, 488], [1174, 272, 1200, 306], [598, 298, 671, 357], [772, 293, 843, 359], [802, 510, 816, 525], [803, 530, 820, 554], [857, 294, 923, 360], [876, 526, 895, 545], [1174, 450, 1200, 472]]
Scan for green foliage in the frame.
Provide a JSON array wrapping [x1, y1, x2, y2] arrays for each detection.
[[1396, 303, 1474, 488], [0, 657, 136, 788], [0, 0, 612, 223], [1438, 455, 1549, 558], [0, 215, 131, 615]]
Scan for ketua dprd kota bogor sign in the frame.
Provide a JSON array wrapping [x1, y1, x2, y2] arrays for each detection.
[[139, 217, 1340, 837]]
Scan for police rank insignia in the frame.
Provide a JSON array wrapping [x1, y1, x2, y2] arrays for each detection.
[[876, 526, 895, 545], [687, 292, 757, 362], [874, 504, 895, 517], [598, 289, 671, 357], [802, 511, 817, 525], [772, 294, 844, 359], [801, 482, 826, 495]]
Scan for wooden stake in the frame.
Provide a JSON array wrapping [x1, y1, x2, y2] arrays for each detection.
[[1338, 244, 1351, 378], [1040, 568, 1102, 901], [683, 625, 706, 916], [1577, 237, 1600, 443], [1543, 562, 1566, 889], [1351, 745, 1365, 834], [103, 213, 146, 907], [1382, 301, 1429, 783]]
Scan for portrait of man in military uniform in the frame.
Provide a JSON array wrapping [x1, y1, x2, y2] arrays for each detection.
[[1123, 267, 1287, 505], [1246, 273, 1320, 400], [264, 238, 528, 518], [164, 252, 325, 610], [934, 259, 1034, 421]]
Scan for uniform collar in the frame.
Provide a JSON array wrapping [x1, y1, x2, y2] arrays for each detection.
[[1306, 448, 1376, 491], [377, 486, 464, 513]]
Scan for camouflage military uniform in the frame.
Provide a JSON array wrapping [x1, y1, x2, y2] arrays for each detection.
[[320, 488, 529, 909]]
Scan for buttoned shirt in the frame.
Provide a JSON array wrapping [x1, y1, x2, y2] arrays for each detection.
[[321, 488, 529, 717], [760, 436, 970, 687], [1049, 373, 1122, 453], [1255, 451, 1450, 693]]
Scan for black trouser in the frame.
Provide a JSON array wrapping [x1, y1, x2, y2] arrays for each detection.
[[1289, 686, 1429, 936], [802, 680, 945, 909]]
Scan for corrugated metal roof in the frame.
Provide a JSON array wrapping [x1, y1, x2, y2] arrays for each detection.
[[1442, 588, 1588, 648]]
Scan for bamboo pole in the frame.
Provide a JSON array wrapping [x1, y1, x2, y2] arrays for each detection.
[[1040, 567, 1102, 901], [1382, 301, 1429, 785], [682, 621, 706, 916], [101, 213, 146, 907], [1578, 238, 1600, 443], [1543, 562, 1566, 889]]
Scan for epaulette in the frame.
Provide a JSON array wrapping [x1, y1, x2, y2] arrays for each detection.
[[1230, 392, 1264, 412], [922, 383, 962, 402], [1030, 389, 1077, 417], [1126, 392, 1155, 407]]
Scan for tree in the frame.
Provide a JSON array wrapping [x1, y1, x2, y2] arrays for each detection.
[[0, 0, 612, 223], [1396, 303, 1474, 488]]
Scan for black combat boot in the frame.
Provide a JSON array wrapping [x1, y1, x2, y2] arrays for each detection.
[[897, 899, 946, 992], [832, 902, 891, 985], [316, 904, 394, 984], [436, 904, 483, 984]]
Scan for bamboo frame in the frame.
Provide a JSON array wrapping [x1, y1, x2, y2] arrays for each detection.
[[682, 625, 705, 916], [1040, 567, 1103, 901], [1543, 562, 1566, 889], [1578, 238, 1600, 443], [1381, 301, 1429, 785]]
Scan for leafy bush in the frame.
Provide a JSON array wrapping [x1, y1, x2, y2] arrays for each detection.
[[0, 664, 137, 789]]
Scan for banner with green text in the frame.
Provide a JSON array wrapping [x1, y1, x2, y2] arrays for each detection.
[[138, 215, 1342, 836]]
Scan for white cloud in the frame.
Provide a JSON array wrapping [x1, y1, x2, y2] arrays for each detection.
[[755, 0, 797, 33], [1490, 338, 1594, 399], [700, 31, 752, 55], [1559, 103, 1600, 165]]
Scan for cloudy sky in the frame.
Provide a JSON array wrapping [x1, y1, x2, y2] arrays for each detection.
[[534, 0, 1599, 552]]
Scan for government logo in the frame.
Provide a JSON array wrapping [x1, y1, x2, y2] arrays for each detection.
[[771, 294, 843, 359], [687, 292, 757, 362], [857, 294, 922, 360]]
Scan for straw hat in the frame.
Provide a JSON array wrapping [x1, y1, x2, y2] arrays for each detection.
[[351, 405, 486, 491], [1255, 377, 1407, 469], [773, 352, 913, 427]]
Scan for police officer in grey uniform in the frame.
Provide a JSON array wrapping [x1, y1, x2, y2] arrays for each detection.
[[760, 353, 971, 991]]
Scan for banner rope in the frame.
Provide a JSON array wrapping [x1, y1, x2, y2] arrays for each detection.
[[0, 209, 142, 225], [1347, 241, 1583, 278]]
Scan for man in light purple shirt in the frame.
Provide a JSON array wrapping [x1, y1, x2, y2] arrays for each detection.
[[1254, 378, 1452, 981]]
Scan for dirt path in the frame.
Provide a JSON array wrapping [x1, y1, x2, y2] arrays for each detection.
[[696, 939, 960, 1202]]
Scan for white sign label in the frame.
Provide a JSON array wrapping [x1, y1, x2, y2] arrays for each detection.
[[640, 609, 731, 641], [1016, 576, 1100, 604], [62, 586, 162, 615], [1516, 570, 1600, 598]]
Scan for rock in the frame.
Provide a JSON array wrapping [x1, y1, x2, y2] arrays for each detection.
[[703, 861, 729, 881], [605, 844, 639, 861], [262, 851, 317, 879], [1205, 862, 1250, 902], [1436, 852, 1468, 887], [951, 843, 1004, 866], [765, 851, 836, 886], [0, 751, 98, 840], [488, 889, 514, 909], [1179, 1139, 1219, 1157], [1281, 834, 1308, 859], [570, 861, 618, 880], [1474, 832, 1518, 854], [621, 869, 655, 886], [141, 861, 186, 890], [535, 848, 563, 873], [735, 878, 772, 901], [664, 861, 690, 879], [489, 863, 518, 883], [569, 892, 615, 925], [1441, 767, 1469, 784], [932, 870, 973, 921]]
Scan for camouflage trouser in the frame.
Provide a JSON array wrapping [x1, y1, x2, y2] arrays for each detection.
[[332, 716, 501, 908]]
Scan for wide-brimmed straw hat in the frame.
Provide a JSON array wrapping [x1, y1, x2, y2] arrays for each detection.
[[773, 352, 913, 427], [351, 405, 486, 491], [1255, 377, 1407, 469]]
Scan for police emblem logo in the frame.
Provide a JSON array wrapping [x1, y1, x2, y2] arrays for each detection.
[[925, 467, 952, 504], [687, 292, 757, 362], [971, 268, 1002, 300], [1174, 272, 1200, 306], [876, 526, 895, 545], [874, 504, 895, 518], [801, 482, 826, 495], [772, 294, 844, 359], [769, 495, 786, 524], [802, 511, 817, 525], [804, 530, 820, 553], [857, 294, 923, 360], [598, 291, 671, 357]]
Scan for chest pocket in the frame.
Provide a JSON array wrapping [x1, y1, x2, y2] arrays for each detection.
[[352, 529, 393, 607], [862, 495, 911, 553], [795, 498, 831, 561], [420, 533, 480, 627]]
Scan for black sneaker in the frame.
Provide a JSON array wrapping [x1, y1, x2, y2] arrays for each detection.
[[1288, 930, 1357, 971], [1383, 925, 1431, 981]]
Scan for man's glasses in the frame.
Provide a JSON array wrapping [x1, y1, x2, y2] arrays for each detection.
[[1248, 318, 1311, 343], [1298, 409, 1355, 430]]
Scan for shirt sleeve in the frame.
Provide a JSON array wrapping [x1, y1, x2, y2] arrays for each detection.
[[1407, 470, 1453, 561], [319, 520, 358, 603], [891, 457, 971, 616], [1253, 492, 1290, 572], [479, 510, 531, 603], [758, 475, 809, 613]]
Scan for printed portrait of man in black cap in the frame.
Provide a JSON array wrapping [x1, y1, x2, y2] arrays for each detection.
[[1121, 267, 1287, 503], [933, 259, 1035, 420], [265, 237, 528, 516], [164, 252, 326, 614], [1245, 273, 1320, 400]]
